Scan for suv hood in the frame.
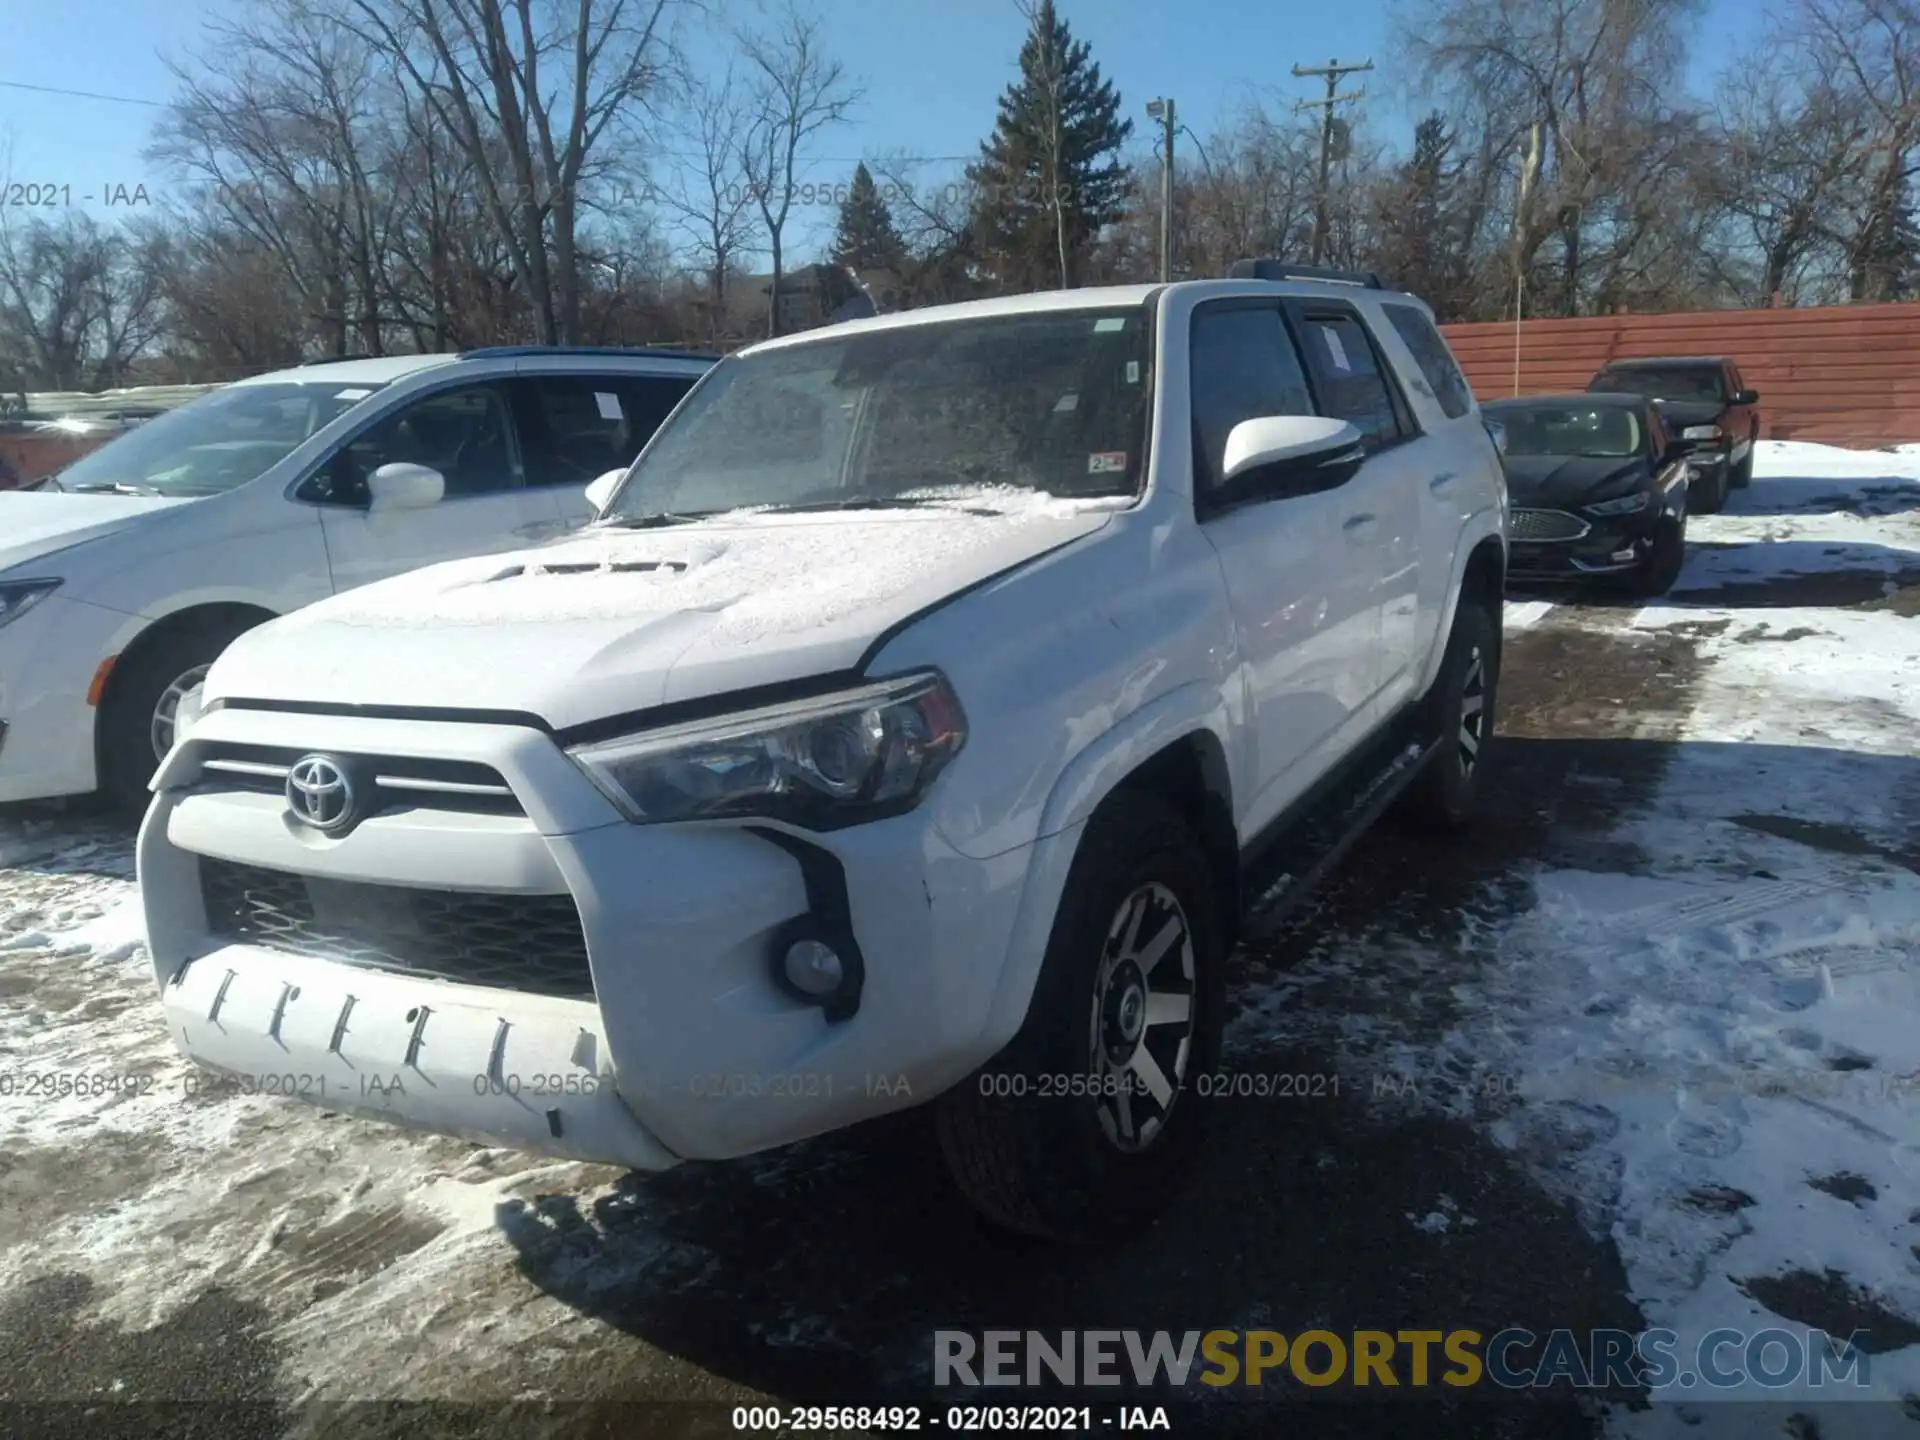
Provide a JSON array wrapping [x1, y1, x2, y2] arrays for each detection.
[[0, 491, 195, 574], [205, 502, 1125, 731]]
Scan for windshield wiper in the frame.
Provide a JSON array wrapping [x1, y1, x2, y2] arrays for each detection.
[[598, 510, 728, 529], [65, 482, 161, 496], [757, 495, 1012, 517]]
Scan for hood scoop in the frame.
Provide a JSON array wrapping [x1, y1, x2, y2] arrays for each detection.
[[484, 539, 730, 584]]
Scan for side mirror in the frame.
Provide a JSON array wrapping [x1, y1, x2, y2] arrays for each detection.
[[367, 462, 445, 513], [584, 468, 625, 515], [1733, 388, 1759, 406], [1219, 415, 1366, 499]]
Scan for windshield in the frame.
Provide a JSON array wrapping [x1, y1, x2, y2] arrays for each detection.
[[602, 307, 1150, 522], [1490, 403, 1643, 459], [52, 381, 388, 497], [1591, 367, 1724, 403]]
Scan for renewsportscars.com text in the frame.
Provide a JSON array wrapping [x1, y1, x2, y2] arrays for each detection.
[[934, 1327, 1873, 1391]]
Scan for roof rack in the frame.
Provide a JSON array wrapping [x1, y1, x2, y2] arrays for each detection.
[[1228, 258, 1385, 289], [455, 344, 722, 364]]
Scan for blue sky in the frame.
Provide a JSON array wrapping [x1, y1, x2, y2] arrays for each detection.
[[2, 0, 1742, 261]]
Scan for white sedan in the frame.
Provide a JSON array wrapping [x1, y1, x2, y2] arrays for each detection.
[[0, 346, 711, 809]]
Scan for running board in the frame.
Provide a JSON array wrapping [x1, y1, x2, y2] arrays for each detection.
[[1239, 716, 1441, 942]]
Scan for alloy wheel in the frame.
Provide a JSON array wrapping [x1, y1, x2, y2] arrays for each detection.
[[1089, 881, 1197, 1153], [1458, 646, 1487, 778], [150, 664, 211, 762]]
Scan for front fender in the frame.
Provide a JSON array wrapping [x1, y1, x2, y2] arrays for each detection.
[[978, 681, 1235, 1055], [1416, 507, 1506, 699]]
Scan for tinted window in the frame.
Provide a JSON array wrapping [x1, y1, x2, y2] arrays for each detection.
[[515, 375, 696, 486], [1294, 312, 1407, 450], [1188, 305, 1315, 494], [1383, 304, 1474, 419], [1591, 366, 1726, 402], [1483, 402, 1642, 459], [306, 383, 517, 506]]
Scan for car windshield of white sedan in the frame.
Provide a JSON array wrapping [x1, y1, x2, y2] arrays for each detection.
[[1494, 404, 1642, 459], [54, 382, 387, 497], [603, 308, 1150, 523]]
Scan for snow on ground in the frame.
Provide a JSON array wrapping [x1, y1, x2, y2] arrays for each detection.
[[1371, 443, 1920, 1427]]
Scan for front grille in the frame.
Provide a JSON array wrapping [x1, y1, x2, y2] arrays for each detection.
[[200, 857, 592, 997], [193, 742, 521, 817], [1510, 508, 1590, 542]]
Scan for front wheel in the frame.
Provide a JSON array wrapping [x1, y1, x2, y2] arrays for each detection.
[[99, 617, 257, 813], [1690, 462, 1729, 515], [936, 793, 1225, 1246], [1627, 518, 1686, 598], [1730, 446, 1754, 489]]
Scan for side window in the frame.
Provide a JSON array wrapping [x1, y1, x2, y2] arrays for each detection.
[[304, 384, 518, 506], [1291, 308, 1413, 451], [1188, 304, 1316, 495], [514, 374, 697, 486], [1382, 304, 1474, 420]]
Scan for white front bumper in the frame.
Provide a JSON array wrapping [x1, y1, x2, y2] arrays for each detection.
[[140, 703, 1054, 1167], [0, 594, 122, 802]]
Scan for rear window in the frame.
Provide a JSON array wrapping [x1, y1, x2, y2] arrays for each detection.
[[1382, 304, 1475, 419]]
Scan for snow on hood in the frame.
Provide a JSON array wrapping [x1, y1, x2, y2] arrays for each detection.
[[207, 497, 1127, 729], [0, 490, 194, 574]]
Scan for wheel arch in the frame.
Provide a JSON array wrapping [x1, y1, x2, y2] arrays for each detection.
[[1419, 528, 1506, 699], [94, 601, 279, 768]]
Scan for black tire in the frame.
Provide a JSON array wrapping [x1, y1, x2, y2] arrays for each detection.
[[1690, 461, 1729, 515], [1627, 517, 1686, 599], [1402, 599, 1500, 831], [1730, 444, 1754, 489], [936, 792, 1225, 1246], [99, 616, 257, 813]]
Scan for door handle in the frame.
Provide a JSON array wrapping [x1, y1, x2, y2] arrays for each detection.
[[1429, 471, 1459, 495], [1342, 513, 1378, 540]]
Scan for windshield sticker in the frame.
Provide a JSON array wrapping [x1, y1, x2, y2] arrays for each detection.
[[1125, 360, 1141, 384], [1321, 328, 1353, 372], [594, 391, 624, 421], [1088, 451, 1128, 474], [1093, 317, 1126, 333], [334, 388, 372, 400], [1054, 393, 1079, 412]]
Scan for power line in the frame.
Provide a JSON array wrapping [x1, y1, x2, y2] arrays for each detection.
[[0, 78, 167, 108]]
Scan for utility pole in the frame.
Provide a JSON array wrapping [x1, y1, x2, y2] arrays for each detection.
[[1292, 57, 1372, 265], [1146, 97, 1176, 281]]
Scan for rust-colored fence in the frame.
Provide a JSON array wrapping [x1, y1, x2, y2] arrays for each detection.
[[1441, 301, 1920, 446]]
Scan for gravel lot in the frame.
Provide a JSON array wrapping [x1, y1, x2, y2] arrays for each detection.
[[4, 442, 1919, 1439]]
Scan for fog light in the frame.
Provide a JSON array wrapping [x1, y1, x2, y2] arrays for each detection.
[[1611, 547, 1637, 562], [784, 938, 845, 996]]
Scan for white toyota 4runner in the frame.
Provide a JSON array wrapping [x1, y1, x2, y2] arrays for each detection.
[[140, 262, 1508, 1245]]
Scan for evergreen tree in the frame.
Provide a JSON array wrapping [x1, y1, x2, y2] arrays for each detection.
[[966, 0, 1132, 292], [1372, 112, 1467, 317], [830, 163, 909, 273]]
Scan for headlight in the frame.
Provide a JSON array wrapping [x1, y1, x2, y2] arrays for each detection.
[[1681, 425, 1722, 440], [0, 579, 61, 630], [1586, 491, 1652, 516], [569, 670, 968, 827]]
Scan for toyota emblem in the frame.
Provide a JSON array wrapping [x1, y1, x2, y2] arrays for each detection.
[[286, 755, 356, 833]]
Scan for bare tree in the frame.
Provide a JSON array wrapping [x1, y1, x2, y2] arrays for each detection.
[[737, 3, 860, 336], [659, 67, 757, 341], [1792, 0, 1920, 300], [0, 210, 167, 389], [340, 0, 683, 343]]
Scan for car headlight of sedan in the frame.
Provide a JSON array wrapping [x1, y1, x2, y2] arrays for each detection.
[[568, 670, 968, 828], [0, 578, 61, 630], [1681, 424, 1723, 440], [1586, 491, 1653, 516]]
